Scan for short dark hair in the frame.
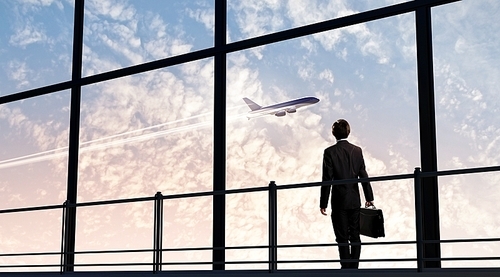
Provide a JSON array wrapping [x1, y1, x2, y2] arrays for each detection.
[[332, 119, 350, 140]]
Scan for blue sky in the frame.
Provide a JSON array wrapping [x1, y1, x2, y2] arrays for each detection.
[[0, 0, 499, 271]]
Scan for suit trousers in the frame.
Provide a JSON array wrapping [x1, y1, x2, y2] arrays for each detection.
[[331, 208, 361, 269]]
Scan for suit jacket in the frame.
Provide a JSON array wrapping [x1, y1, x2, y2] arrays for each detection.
[[320, 140, 374, 210]]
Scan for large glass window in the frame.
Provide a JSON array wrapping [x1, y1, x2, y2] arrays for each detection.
[[82, 0, 214, 76], [0, 92, 70, 209], [227, 0, 412, 42], [226, 13, 419, 269], [0, 92, 70, 271], [0, 211, 62, 272], [78, 59, 214, 201], [162, 196, 212, 270], [2, 0, 499, 272], [74, 202, 153, 271], [433, 0, 500, 268], [0, 1, 74, 96]]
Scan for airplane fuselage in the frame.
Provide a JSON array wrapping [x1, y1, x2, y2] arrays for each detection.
[[243, 96, 319, 118]]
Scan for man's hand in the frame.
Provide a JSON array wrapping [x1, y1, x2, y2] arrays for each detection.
[[320, 208, 328, 216], [365, 201, 374, 208]]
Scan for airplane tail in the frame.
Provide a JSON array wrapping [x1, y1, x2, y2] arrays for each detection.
[[243, 97, 261, 111]]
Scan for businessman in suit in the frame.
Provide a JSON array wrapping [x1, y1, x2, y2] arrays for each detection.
[[320, 119, 374, 269]]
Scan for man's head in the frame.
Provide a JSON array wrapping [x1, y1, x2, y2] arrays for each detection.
[[332, 119, 350, 140]]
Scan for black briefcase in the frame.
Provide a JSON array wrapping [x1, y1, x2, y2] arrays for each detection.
[[360, 207, 385, 238]]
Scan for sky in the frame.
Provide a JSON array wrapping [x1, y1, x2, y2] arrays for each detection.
[[0, 0, 499, 272]]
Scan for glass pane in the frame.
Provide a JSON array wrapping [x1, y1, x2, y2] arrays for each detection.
[[79, 59, 213, 202], [74, 197, 213, 271], [226, 13, 418, 269], [0, 211, 62, 272], [162, 196, 212, 270], [276, 183, 416, 269], [226, 191, 268, 270], [433, 0, 500, 169], [227, 0, 411, 42], [0, 1, 73, 96], [438, 173, 500, 268], [433, 0, 500, 268], [227, 14, 419, 186], [75, 202, 153, 271], [0, 92, 70, 210], [83, 0, 214, 76]]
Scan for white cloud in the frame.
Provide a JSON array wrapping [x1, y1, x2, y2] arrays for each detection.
[[228, 0, 285, 39], [285, 0, 393, 64], [86, 0, 136, 21], [318, 69, 334, 83], [7, 61, 31, 88], [187, 7, 215, 33], [17, 0, 60, 7], [227, 54, 262, 105], [299, 37, 316, 53], [286, 0, 349, 51], [141, 16, 193, 59], [297, 61, 314, 81], [83, 0, 196, 70], [9, 21, 48, 47], [98, 32, 144, 64]]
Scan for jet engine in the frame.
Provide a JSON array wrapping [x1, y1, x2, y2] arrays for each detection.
[[275, 111, 286, 117], [286, 108, 296, 113]]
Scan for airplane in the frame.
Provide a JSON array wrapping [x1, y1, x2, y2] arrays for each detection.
[[243, 96, 319, 119]]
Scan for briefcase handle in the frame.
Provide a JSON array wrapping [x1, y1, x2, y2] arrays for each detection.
[[364, 204, 377, 209]]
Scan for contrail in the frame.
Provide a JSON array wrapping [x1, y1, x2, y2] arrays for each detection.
[[0, 111, 212, 166], [0, 110, 248, 169]]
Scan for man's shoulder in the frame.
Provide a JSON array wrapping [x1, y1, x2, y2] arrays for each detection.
[[325, 141, 362, 152], [324, 144, 336, 151], [324, 143, 341, 153]]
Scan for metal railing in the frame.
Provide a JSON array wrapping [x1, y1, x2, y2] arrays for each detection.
[[0, 165, 499, 272]]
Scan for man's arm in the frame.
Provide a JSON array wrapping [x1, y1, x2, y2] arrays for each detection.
[[358, 150, 374, 203], [320, 184, 330, 216], [320, 208, 328, 216], [320, 150, 333, 215]]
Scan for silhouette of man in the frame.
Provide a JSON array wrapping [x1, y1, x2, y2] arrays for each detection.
[[320, 119, 374, 269]]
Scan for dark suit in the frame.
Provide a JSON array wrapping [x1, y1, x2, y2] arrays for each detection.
[[320, 140, 374, 269]]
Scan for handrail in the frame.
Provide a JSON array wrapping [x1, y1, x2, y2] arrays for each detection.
[[0, 164, 499, 271], [2, 165, 499, 215], [4, 236, 500, 258]]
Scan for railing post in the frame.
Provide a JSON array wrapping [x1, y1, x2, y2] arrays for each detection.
[[414, 167, 424, 272], [416, 4, 441, 268], [62, 201, 77, 272], [268, 181, 278, 272], [153, 192, 164, 273], [60, 201, 67, 273]]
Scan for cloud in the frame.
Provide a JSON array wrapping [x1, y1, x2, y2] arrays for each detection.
[[187, 6, 215, 33], [141, 14, 193, 59], [6, 61, 32, 89], [9, 21, 48, 47], [296, 60, 315, 81], [86, 0, 136, 22], [318, 69, 334, 83], [83, 1, 198, 73], [17, 0, 61, 8], [286, 0, 395, 64], [98, 31, 144, 64], [228, 0, 285, 39]]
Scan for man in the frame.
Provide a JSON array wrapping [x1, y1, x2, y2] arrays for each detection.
[[320, 119, 374, 269]]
